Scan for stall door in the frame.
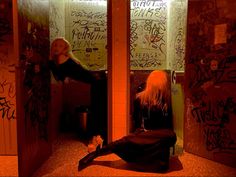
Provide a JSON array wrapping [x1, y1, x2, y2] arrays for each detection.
[[16, 1, 52, 176], [184, 0, 236, 168], [0, 0, 17, 155]]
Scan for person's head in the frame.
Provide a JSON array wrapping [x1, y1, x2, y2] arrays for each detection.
[[136, 70, 169, 109], [50, 37, 73, 60]]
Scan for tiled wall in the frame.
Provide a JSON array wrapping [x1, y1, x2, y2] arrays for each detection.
[[49, 0, 65, 42], [130, 0, 168, 70], [65, 0, 107, 71], [109, 0, 129, 141], [167, 0, 187, 71]]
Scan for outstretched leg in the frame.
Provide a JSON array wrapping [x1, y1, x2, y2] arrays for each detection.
[[78, 144, 113, 170], [78, 137, 127, 170]]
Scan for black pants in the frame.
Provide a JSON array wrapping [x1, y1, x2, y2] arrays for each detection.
[[79, 129, 176, 172]]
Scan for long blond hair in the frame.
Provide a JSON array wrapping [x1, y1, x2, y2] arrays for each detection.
[[136, 70, 169, 110], [50, 37, 88, 69]]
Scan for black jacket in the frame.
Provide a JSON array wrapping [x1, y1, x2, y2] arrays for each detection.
[[133, 98, 173, 130]]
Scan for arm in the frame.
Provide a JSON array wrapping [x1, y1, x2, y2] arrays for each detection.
[[69, 61, 96, 83], [48, 60, 65, 81], [68, 54, 90, 71]]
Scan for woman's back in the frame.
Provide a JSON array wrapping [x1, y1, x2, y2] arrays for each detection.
[[133, 97, 172, 131], [133, 70, 172, 131]]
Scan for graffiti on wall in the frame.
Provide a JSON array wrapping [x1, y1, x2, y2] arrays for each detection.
[[188, 56, 236, 90], [0, 1, 16, 120], [19, 0, 50, 140], [66, 0, 107, 70], [0, 79, 16, 120], [191, 96, 236, 153], [185, 0, 236, 160], [173, 28, 185, 70], [0, 96, 15, 120], [168, 0, 187, 71], [187, 55, 236, 153], [130, 0, 167, 70], [49, 0, 65, 41]]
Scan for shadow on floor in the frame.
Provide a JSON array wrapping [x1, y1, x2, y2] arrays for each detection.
[[88, 155, 183, 173]]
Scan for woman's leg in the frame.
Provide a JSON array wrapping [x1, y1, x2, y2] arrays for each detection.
[[78, 144, 114, 170], [78, 137, 128, 170]]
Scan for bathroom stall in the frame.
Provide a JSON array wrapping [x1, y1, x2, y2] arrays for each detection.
[[129, 0, 187, 144], [49, 0, 108, 141], [129, 0, 236, 169], [3, 0, 187, 175], [15, 0, 108, 176], [2, 0, 236, 176]]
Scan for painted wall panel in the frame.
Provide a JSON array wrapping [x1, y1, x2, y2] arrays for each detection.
[[108, 0, 130, 141], [184, 0, 236, 168], [17, 0, 52, 176]]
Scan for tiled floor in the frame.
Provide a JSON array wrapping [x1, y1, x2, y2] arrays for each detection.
[[0, 155, 18, 176], [32, 133, 236, 177], [1, 133, 236, 177]]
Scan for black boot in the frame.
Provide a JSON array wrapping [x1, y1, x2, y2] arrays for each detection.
[[78, 151, 98, 171], [78, 138, 126, 170], [78, 143, 116, 171]]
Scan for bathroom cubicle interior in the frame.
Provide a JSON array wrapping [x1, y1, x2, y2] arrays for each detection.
[[50, 0, 186, 146]]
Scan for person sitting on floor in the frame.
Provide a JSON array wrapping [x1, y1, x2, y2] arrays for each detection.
[[78, 70, 176, 172]]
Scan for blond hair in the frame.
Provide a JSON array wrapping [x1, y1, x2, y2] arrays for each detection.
[[136, 70, 169, 110], [50, 37, 88, 69]]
